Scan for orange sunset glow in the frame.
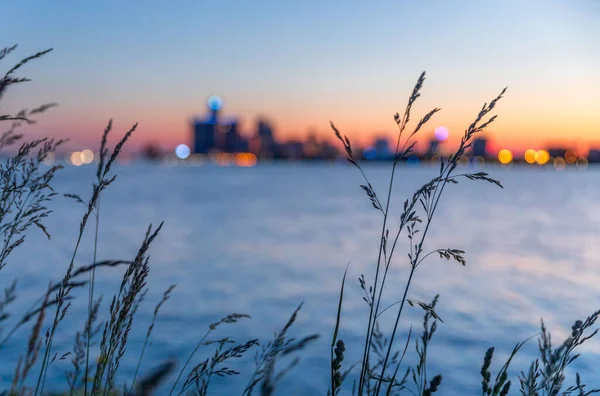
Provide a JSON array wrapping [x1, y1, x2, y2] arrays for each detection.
[[2, 1, 597, 157]]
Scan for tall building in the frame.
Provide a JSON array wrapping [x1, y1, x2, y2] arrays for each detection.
[[548, 147, 567, 159], [284, 141, 304, 160], [588, 149, 600, 163], [192, 95, 248, 154], [472, 138, 488, 158], [193, 121, 217, 154], [427, 139, 440, 157], [374, 138, 391, 160], [256, 119, 276, 157], [192, 95, 221, 154], [222, 119, 240, 153], [304, 131, 320, 158]]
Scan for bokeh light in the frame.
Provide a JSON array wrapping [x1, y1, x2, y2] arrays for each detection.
[[406, 156, 420, 166], [175, 144, 191, 159], [70, 152, 83, 166], [434, 126, 449, 141], [535, 150, 550, 165], [553, 157, 566, 171], [235, 153, 257, 167], [497, 149, 513, 165], [216, 153, 232, 166], [564, 149, 578, 164], [363, 146, 376, 160], [524, 149, 536, 164], [80, 149, 94, 164], [577, 157, 589, 170], [207, 95, 222, 111]]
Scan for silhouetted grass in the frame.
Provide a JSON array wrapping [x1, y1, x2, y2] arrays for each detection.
[[0, 44, 317, 396], [1, 43, 599, 396], [330, 72, 600, 396]]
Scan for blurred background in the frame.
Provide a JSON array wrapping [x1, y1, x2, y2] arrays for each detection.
[[2, 0, 599, 166], [1, 1, 600, 394]]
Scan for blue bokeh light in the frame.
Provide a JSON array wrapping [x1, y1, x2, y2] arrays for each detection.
[[364, 146, 376, 160], [407, 156, 420, 166], [175, 144, 191, 159], [207, 95, 222, 111]]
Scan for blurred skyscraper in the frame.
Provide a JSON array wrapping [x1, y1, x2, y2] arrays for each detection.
[[588, 149, 600, 163], [221, 119, 244, 152], [256, 119, 276, 158], [284, 141, 304, 160], [192, 96, 221, 154], [374, 138, 391, 160], [192, 96, 248, 154], [193, 121, 216, 154], [472, 138, 488, 158], [547, 147, 567, 158], [427, 139, 440, 157]]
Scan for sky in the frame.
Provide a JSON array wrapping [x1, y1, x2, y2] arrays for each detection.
[[1, 0, 599, 155]]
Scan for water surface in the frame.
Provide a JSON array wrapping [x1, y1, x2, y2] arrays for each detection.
[[2, 163, 600, 395]]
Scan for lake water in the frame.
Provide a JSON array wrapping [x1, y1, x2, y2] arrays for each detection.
[[2, 162, 600, 395]]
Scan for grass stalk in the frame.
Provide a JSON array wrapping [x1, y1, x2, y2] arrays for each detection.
[[84, 183, 101, 396], [359, 73, 427, 395], [131, 284, 176, 392]]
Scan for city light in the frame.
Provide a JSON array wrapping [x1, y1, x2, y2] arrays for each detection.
[[175, 144, 191, 159], [363, 146, 376, 160], [553, 157, 566, 171], [565, 149, 577, 164], [207, 95, 222, 111], [535, 149, 550, 165], [81, 149, 94, 164], [235, 153, 257, 167], [524, 149, 536, 164], [497, 149, 513, 165], [216, 153, 232, 166], [577, 157, 589, 170], [406, 156, 420, 166], [434, 126, 449, 141], [182, 94, 600, 166]]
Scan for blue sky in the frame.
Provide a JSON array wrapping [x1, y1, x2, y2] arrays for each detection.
[[1, 0, 598, 153]]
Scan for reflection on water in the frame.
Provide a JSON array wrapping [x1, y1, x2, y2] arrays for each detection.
[[2, 163, 600, 394]]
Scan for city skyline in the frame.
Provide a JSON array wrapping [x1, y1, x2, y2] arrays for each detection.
[[2, 1, 598, 154], [155, 95, 598, 166]]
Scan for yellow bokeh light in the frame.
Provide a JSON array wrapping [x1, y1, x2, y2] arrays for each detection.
[[80, 149, 94, 164], [524, 149, 536, 164], [564, 149, 578, 164], [553, 157, 566, 171], [577, 157, 589, 170], [535, 150, 550, 165], [70, 152, 83, 166], [497, 149, 513, 165]]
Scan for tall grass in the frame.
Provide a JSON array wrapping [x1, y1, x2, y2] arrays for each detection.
[[1, 43, 599, 395], [329, 72, 600, 395], [0, 44, 317, 396]]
